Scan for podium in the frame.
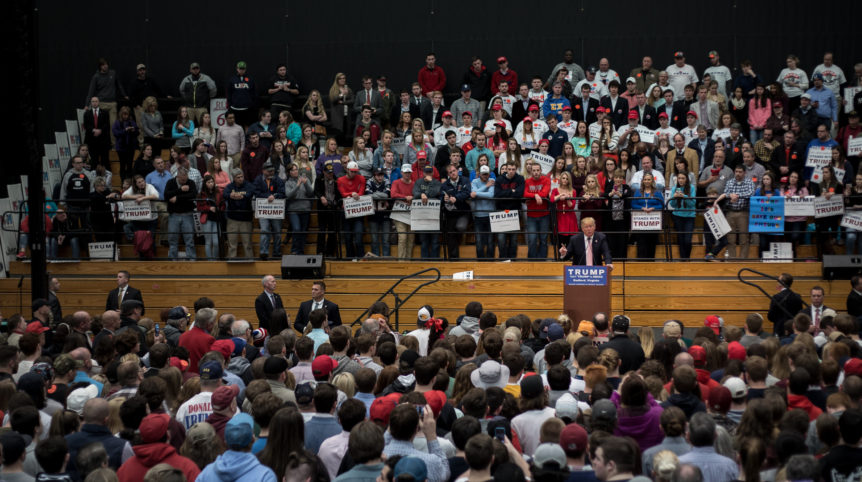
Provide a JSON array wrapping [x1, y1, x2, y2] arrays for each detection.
[[563, 265, 612, 323]]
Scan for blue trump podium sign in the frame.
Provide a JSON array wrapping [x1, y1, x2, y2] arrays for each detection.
[[564, 266, 608, 286]]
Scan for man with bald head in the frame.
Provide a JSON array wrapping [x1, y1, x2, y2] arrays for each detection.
[[663, 350, 718, 403], [66, 398, 131, 479], [254, 275, 283, 332], [68, 347, 104, 394], [93, 310, 121, 348], [63, 311, 93, 352], [630, 56, 660, 93]]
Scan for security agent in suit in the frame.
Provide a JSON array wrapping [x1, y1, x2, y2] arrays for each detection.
[[83, 96, 112, 169], [106, 270, 144, 314], [353, 76, 383, 119], [847, 276, 862, 328], [799, 285, 829, 330], [254, 274, 283, 331], [558, 217, 614, 269], [767, 272, 804, 336], [294, 280, 342, 333]]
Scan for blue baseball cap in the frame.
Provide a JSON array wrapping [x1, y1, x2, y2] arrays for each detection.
[[199, 360, 224, 381], [224, 413, 254, 449], [394, 457, 427, 481]]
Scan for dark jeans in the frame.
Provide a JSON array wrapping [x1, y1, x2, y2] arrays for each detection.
[[473, 216, 494, 259], [288, 212, 310, 254], [444, 212, 470, 259], [368, 217, 391, 256], [316, 209, 339, 257], [417, 232, 440, 258], [605, 218, 629, 260], [672, 215, 695, 259], [342, 216, 365, 258], [704, 225, 728, 256], [497, 232, 519, 259], [636, 232, 659, 259]]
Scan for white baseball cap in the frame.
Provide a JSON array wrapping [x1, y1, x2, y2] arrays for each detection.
[[479, 165, 490, 174]]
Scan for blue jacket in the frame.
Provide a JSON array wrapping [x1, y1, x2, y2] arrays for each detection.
[[223, 181, 255, 221], [226, 74, 257, 110], [494, 173, 525, 211], [66, 424, 128, 481], [304, 415, 343, 454], [471, 177, 496, 217], [252, 174, 286, 200], [197, 450, 277, 482], [441, 175, 471, 211], [631, 190, 664, 210], [805, 86, 838, 121]]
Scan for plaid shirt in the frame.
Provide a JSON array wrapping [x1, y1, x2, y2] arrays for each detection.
[[723, 177, 755, 210]]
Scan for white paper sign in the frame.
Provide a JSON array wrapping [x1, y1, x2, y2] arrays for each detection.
[[703, 206, 732, 239], [65, 120, 81, 155], [841, 211, 862, 230], [88, 242, 116, 260], [343, 195, 375, 219], [56, 132, 71, 168], [762, 242, 793, 262], [453, 271, 474, 280], [635, 125, 655, 143], [210, 98, 228, 128], [390, 200, 411, 225], [254, 198, 286, 219], [784, 196, 815, 217], [410, 199, 441, 231], [530, 152, 555, 175], [589, 123, 601, 140], [122, 200, 154, 221], [814, 194, 844, 218], [848, 137, 862, 157], [490, 210, 521, 232], [835, 167, 846, 184], [845, 87, 861, 113], [631, 211, 663, 231], [806, 146, 832, 169], [193, 212, 202, 234]]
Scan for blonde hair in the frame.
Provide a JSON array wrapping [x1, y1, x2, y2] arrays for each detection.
[[329, 73, 346, 103], [107, 397, 125, 434], [302, 89, 326, 117], [583, 174, 601, 196], [652, 450, 680, 482], [331, 372, 356, 398], [639, 327, 655, 358]]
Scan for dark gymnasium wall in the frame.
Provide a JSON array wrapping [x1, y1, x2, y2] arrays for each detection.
[[27, 0, 862, 166]]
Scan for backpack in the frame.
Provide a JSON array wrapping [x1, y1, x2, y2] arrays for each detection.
[[133, 230, 154, 259]]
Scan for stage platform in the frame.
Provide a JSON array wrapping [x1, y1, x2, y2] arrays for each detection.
[[0, 259, 840, 331]]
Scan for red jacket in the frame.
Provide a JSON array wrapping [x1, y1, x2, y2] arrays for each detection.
[[391, 179, 414, 200], [178, 326, 214, 374], [117, 442, 200, 482], [418, 66, 447, 95], [524, 176, 551, 217], [787, 393, 823, 421], [337, 174, 366, 199], [663, 370, 717, 405]]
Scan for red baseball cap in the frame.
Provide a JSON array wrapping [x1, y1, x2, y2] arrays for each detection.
[[528, 105, 539, 112], [25, 322, 49, 334], [523, 116, 533, 123], [595, 106, 605, 113], [139, 413, 171, 444], [462, 111, 473, 117], [416, 151, 428, 160], [369, 393, 400, 425], [559, 423, 589, 457], [442, 110, 453, 117], [708, 386, 731, 413], [169, 356, 188, 372], [210, 340, 235, 360], [312, 355, 338, 378], [424, 390, 447, 417], [497, 56, 508, 64], [845, 358, 862, 377], [686, 110, 698, 118], [705, 315, 723, 335], [628, 111, 638, 120], [211, 384, 240, 410], [494, 121, 505, 128], [491, 104, 502, 111], [561, 105, 572, 111], [539, 139, 550, 146], [689, 345, 707, 366], [658, 112, 668, 119], [727, 341, 747, 361]]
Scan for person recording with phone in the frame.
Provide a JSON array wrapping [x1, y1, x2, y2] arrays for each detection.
[[559, 216, 614, 269]]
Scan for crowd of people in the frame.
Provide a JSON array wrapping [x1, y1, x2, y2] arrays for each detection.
[[2, 270, 862, 481], [17, 51, 862, 261]]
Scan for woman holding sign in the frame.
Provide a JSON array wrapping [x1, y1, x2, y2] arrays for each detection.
[[755, 172, 782, 256], [811, 165, 842, 256], [830, 146, 854, 189], [670, 172, 696, 259], [780, 171, 810, 257], [122, 175, 159, 243], [631, 173, 664, 259]]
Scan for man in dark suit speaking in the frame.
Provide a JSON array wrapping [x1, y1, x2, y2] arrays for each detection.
[[559, 217, 614, 269], [106, 270, 144, 314], [255, 274, 284, 332], [294, 280, 342, 333]]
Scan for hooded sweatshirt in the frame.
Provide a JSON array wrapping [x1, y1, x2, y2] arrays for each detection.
[[449, 316, 480, 340], [611, 391, 664, 451], [661, 392, 706, 419], [197, 450, 277, 482], [117, 443, 200, 482]]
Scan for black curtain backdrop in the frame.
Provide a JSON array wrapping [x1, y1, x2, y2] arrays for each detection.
[[33, 0, 860, 152]]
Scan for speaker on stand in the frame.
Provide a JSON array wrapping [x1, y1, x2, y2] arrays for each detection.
[[281, 254, 324, 279]]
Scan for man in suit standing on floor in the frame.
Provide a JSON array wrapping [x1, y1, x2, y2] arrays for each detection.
[[767, 272, 803, 336], [294, 280, 342, 333], [800, 285, 829, 333], [106, 270, 144, 314], [254, 274, 283, 332], [847, 276, 862, 327], [559, 217, 614, 270]]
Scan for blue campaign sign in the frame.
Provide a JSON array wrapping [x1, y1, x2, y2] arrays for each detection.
[[748, 196, 784, 233], [564, 266, 608, 286]]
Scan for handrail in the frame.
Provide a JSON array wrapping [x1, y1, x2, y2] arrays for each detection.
[[351, 267, 442, 331], [736, 267, 809, 321]]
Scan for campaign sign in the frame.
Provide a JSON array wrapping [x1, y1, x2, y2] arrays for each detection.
[[848, 137, 862, 157], [564, 266, 608, 286], [343, 195, 374, 219], [490, 210, 520, 232], [814, 195, 844, 218], [88, 242, 115, 260], [631, 211, 662, 231], [123, 200, 153, 221], [806, 146, 832, 169], [635, 125, 655, 143], [254, 198, 286, 219], [210, 98, 228, 127], [410, 199, 441, 231], [841, 211, 862, 230], [703, 206, 731, 239], [530, 152, 555, 174], [748, 196, 784, 233], [390, 200, 411, 225], [784, 196, 815, 217]]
